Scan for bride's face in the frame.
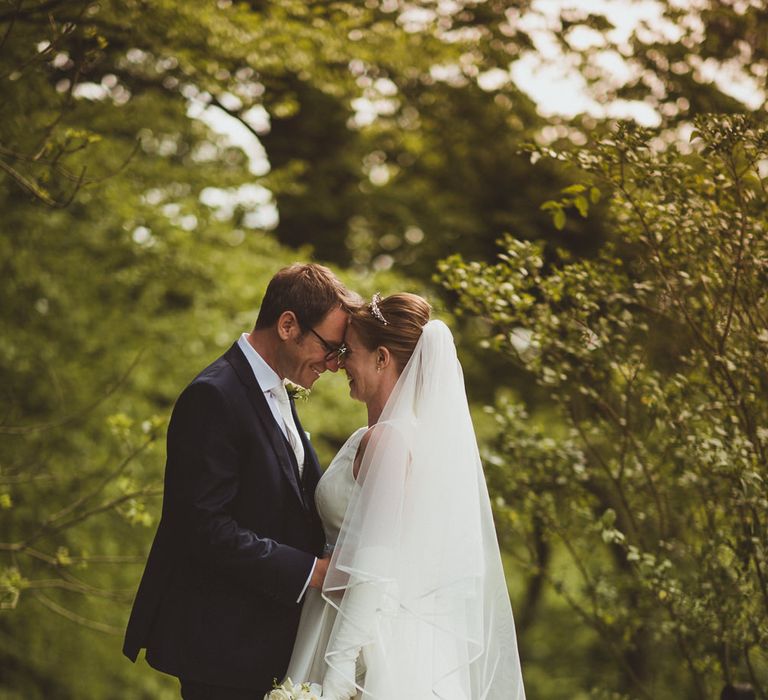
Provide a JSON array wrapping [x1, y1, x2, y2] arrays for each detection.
[[339, 326, 381, 403]]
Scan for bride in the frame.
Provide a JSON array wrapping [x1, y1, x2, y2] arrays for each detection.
[[284, 293, 525, 700]]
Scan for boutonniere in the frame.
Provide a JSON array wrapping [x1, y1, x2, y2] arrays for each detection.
[[284, 379, 310, 401]]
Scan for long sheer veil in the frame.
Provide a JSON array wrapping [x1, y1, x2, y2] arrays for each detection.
[[321, 320, 525, 699]]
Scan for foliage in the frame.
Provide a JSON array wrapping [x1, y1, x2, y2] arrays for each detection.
[[2, 0, 767, 697], [440, 114, 768, 698], [0, 6, 428, 694], [0, 205, 333, 697], [0, 192, 390, 697]]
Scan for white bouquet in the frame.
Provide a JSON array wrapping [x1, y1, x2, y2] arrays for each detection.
[[265, 677, 323, 700]]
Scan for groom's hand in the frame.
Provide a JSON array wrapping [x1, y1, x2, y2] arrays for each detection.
[[309, 555, 330, 590]]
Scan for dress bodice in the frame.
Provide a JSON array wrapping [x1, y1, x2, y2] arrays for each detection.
[[314, 427, 366, 545]]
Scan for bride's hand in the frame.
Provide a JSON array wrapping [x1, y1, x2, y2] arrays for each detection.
[[309, 554, 331, 590]]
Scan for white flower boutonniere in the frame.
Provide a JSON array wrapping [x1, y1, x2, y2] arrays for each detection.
[[284, 379, 311, 402]]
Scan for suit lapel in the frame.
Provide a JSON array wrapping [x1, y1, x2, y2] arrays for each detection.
[[291, 399, 321, 489], [291, 399, 324, 543], [223, 343, 304, 506]]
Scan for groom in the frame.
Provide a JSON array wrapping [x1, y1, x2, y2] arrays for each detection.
[[123, 263, 357, 699]]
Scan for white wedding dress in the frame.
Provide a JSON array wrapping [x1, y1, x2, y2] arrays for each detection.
[[285, 321, 525, 700], [285, 427, 367, 698]]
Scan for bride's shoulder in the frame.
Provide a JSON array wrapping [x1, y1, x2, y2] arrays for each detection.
[[324, 427, 368, 476], [341, 425, 368, 456], [366, 418, 413, 442], [348, 425, 368, 446], [352, 420, 413, 480]]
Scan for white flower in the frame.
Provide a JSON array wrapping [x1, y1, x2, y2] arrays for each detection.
[[265, 678, 294, 700], [297, 683, 322, 699], [265, 688, 291, 700], [265, 678, 322, 700]]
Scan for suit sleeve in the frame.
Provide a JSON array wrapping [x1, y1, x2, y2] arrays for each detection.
[[165, 379, 314, 606]]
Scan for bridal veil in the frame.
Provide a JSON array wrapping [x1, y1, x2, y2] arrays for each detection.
[[322, 320, 526, 700]]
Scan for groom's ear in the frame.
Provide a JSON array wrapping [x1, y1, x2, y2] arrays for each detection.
[[277, 311, 299, 341]]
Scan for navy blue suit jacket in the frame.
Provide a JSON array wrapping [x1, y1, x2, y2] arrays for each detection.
[[123, 342, 326, 691]]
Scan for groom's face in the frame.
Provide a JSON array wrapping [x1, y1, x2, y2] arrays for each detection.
[[283, 306, 348, 388]]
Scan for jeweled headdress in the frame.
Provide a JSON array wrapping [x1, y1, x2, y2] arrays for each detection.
[[369, 292, 389, 325]]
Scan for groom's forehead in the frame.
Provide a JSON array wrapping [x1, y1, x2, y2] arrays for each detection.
[[316, 307, 348, 342]]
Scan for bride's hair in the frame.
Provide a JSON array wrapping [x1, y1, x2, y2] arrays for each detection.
[[350, 293, 431, 370]]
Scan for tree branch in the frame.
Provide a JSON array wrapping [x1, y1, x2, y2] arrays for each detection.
[[32, 591, 123, 635]]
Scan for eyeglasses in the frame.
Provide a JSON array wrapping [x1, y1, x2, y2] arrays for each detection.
[[306, 327, 347, 363]]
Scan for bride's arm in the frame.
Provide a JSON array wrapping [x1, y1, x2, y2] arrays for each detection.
[[321, 423, 410, 700], [321, 576, 382, 699]]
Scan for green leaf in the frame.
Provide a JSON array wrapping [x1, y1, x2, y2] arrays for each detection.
[[574, 195, 589, 217], [55, 547, 73, 566]]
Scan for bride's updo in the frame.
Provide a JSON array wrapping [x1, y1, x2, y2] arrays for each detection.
[[350, 293, 431, 371]]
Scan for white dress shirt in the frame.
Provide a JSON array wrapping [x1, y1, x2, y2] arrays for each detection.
[[236, 333, 316, 602]]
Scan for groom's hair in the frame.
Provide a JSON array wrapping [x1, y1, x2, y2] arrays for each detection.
[[254, 263, 359, 331]]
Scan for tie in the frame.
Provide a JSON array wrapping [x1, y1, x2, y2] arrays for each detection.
[[271, 383, 305, 477]]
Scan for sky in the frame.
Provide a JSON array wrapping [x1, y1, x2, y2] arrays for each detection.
[[510, 0, 764, 125]]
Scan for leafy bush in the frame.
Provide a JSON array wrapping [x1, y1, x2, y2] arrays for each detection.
[[440, 115, 768, 699]]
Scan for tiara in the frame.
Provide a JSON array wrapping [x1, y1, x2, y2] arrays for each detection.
[[369, 292, 389, 325]]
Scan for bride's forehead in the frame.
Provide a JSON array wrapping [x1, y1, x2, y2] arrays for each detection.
[[344, 325, 363, 346], [345, 323, 385, 353]]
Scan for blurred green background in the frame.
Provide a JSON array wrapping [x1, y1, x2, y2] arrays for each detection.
[[2, 1, 766, 698]]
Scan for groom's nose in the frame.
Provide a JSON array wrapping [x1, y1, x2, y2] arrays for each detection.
[[324, 356, 340, 373]]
